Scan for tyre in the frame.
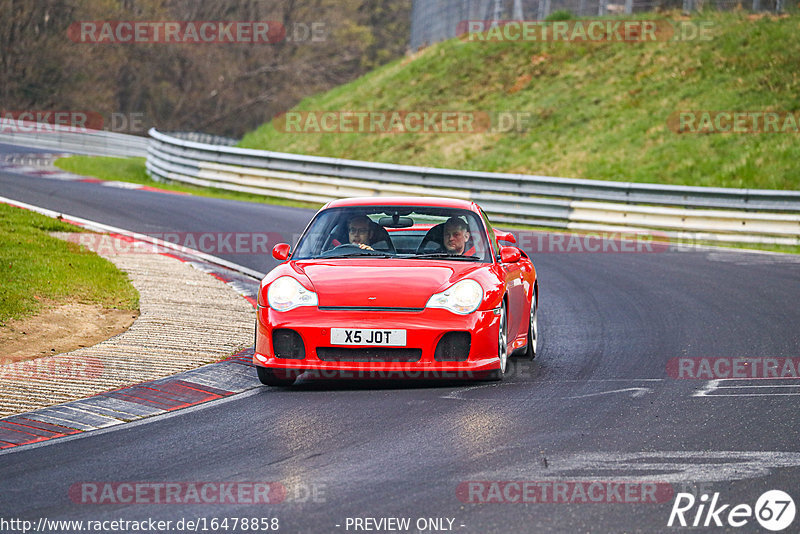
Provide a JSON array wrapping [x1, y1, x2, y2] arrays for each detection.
[[257, 366, 299, 387], [484, 303, 508, 381], [525, 287, 538, 360]]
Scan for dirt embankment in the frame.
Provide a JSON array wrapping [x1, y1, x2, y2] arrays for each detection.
[[0, 301, 138, 365]]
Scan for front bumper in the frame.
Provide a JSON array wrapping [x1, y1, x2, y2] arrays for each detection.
[[254, 305, 501, 377]]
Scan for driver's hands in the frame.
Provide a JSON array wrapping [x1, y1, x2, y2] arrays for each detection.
[[357, 243, 374, 251]]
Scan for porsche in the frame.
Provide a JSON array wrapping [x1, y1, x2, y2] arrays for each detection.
[[253, 197, 538, 385]]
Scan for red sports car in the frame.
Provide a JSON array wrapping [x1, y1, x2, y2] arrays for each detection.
[[254, 197, 538, 385]]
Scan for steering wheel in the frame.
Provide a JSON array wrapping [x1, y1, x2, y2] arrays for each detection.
[[320, 243, 380, 257]]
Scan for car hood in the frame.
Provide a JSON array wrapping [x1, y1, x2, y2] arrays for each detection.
[[296, 259, 485, 308]]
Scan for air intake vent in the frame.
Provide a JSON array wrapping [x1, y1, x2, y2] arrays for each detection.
[[272, 329, 306, 360], [434, 332, 471, 362]]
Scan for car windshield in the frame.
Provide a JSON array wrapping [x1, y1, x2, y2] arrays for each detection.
[[291, 206, 492, 262]]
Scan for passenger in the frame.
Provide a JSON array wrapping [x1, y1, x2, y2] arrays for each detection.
[[443, 217, 475, 256]]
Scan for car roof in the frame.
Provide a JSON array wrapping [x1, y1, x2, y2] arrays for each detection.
[[324, 196, 479, 211]]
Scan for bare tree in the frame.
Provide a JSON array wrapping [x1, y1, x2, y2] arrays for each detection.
[[1, 0, 411, 137]]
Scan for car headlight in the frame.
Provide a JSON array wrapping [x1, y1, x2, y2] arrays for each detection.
[[267, 276, 318, 312], [426, 279, 483, 315]]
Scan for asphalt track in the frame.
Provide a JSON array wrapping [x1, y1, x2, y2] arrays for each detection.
[[2, 147, 800, 533]]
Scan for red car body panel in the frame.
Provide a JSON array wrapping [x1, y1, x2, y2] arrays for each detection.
[[253, 197, 537, 380], [254, 306, 502, 373], [272, 260, 489, 309]]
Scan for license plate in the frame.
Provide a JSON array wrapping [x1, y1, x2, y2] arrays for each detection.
[[330, 328, 407, 346]]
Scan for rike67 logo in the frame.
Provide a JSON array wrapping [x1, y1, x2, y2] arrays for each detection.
[[668, 490, 795, 531]]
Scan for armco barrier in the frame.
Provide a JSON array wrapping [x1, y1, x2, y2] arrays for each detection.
[[6, 122, 794, 245], [147, 129, 800, 246], [0, 121, 148, 158]]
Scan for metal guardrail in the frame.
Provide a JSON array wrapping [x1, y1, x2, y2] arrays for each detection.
[[0, 121, 148, 158], [168, 132, 239, 147], [145, 128, 800, 245]]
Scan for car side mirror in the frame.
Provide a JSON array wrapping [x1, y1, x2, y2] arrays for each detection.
[[272, 243, 291, 261], [499, 246, 521, 263], [495, 230, 517, 244]]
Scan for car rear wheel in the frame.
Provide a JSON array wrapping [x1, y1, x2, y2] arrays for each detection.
[[257, 366, 299, 387], [525, 288, 538, 360]]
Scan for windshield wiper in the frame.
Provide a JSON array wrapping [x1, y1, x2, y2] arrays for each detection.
[[409, 253, 482, 261], [317, 251, 394, 259]]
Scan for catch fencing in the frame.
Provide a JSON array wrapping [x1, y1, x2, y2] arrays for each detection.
[[409, 0, 786, 51]]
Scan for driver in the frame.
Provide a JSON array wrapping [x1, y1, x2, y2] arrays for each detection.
[[443, 217, 475, 256], [347, 215, 376, 250]]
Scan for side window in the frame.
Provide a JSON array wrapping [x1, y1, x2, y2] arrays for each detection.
[[464, 214, 489, 260], [480, 209, 499, 257]]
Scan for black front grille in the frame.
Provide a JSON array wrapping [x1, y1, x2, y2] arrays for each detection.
[[272, 329, 306, 360], [316, 347, 422, 362], [434, 332, 471, 362]]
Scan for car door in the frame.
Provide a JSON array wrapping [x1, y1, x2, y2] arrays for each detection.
[[500, 247, 526, 344], [481, 210, 526, 344]]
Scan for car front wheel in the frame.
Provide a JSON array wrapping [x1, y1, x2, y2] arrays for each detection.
[[485, 303, 508, 381], [257, 366, 299, 387]]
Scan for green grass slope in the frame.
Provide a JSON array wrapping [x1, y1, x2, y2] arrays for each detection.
[[240, 11, 799, 190], [0, 204, 139, 324]]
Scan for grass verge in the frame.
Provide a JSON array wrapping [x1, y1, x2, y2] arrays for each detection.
[[0, 203, 139, 325]]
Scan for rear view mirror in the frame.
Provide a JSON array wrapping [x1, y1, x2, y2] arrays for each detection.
[[378, 216, 413, 228]]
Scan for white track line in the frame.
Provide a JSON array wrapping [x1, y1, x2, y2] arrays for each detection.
[[0, 194, 266, 280]]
